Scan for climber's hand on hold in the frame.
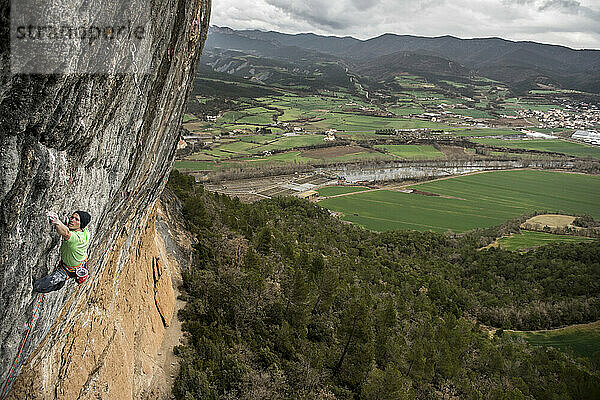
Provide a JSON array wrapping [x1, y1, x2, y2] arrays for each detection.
[[48, 211, 70, 240], [47, 211, 59, 225]]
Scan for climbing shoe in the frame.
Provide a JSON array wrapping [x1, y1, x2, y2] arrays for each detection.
[[33, 269, 68, 293]]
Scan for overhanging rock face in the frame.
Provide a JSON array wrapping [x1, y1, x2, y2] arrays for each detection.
[[0, 0, 211, 397]]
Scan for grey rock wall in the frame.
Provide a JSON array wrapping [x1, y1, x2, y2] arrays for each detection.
[[0, 0, 211, 393]]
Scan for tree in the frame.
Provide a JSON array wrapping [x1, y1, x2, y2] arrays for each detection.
[[256, 226, 272, 254], [282, 266, 311, 329], [361, 367, 413, 400], [334, 289, 375, 389], [182, 195, 211, 233]]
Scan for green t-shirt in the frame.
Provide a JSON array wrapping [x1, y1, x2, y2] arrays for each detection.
[[60, 227, 90, 268]]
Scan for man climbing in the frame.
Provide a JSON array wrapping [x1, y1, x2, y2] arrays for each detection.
[[33, 211, 91, 293]]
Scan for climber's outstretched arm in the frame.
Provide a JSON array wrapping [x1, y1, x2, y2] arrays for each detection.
[[48, 211, 71, 241]]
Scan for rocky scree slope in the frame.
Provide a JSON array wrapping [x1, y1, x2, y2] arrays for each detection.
[[0, 0, 210, 398]]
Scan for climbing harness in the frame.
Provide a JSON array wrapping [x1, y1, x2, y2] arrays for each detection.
[[61, 258, 86, 274], [0, 293, 44, 400]]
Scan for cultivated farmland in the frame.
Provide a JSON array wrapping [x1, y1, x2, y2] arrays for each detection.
[[318, 170, 600, 233], [317, 186, 370, 197], [507, 321, 600, 359], [496, 230, 596, 251]]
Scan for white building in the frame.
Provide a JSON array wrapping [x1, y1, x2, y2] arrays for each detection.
[[572, 130, 600, 145]]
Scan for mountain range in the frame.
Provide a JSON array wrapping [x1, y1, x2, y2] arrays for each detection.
[[202, 26, 600, 94]]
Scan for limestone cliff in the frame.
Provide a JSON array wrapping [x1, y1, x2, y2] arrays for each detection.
[[0, 0, 211, 397]]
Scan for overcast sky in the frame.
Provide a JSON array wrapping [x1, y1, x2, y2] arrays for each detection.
[[211, 0, 600, 50]]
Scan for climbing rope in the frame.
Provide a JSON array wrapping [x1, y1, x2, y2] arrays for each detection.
[[0, 293, 44, 400]]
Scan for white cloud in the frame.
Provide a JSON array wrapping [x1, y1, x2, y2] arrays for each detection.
[[211, 0, 600, 49]]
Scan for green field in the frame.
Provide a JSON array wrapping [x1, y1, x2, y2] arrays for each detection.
[[240, 134, 279, 144], [216, 106, 278, 125], [270, 94, 362, 114], [201, 149, 236, 159], [252, 135, 326, 152], [278, 106, 305, 121], [440, 80, 468, 88], [238, 113, 276, 125], [452, 109, 495, 119], [394, 75, 435, 89], [521, 103, 562, 112], [203, 134, 326, 158], [401, 90, 446, 99], [219, 110, 246, 123], [317, 186, 370, 197], [529, 90, 564, 94], [389, 106, 425, 116], [497, 230, 597, 251], [472, 138, 600, 159], [306, 113, 448, 131], [215, 141, 259, 154], [374, 145, 445, 160], [318, 170, 600, 233], [507, 322, 600, 359], [242, 151, 312, 164]]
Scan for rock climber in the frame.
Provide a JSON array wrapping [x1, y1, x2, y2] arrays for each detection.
[[33, 211, 91, 293]]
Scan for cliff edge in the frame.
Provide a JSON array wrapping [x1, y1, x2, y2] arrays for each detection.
[[0, 0, 211, 397]]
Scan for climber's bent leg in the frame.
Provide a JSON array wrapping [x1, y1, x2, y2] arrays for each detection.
[[33, 269, 68, 293]]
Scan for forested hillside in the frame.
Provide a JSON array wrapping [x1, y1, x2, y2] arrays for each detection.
[[167, 171, 600, 399]]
